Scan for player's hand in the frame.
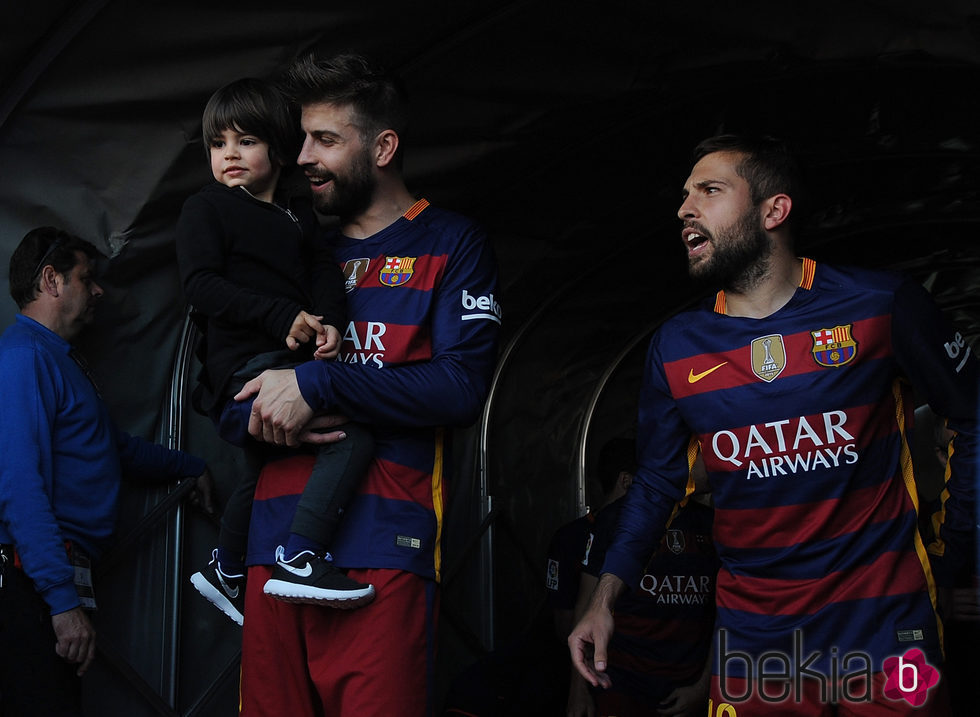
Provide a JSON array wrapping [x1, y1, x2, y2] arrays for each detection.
[[657, 679, 708, 716], [313, 324, 342, 360], [52, 607, 96, 676], [298, 414, 351, 445], [235, 369, 314, 447], [568, 606, 615, 690], [187, 468, 216, 516], [285, 311, 324, 351]]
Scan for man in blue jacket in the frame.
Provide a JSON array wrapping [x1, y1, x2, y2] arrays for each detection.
[[0, 226, 213, 716]]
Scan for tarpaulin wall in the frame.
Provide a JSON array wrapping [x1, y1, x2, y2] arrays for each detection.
[[2, 2, 979, 714]]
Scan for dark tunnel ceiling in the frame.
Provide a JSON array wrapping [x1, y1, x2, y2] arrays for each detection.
[[2, 0, 979, 332]]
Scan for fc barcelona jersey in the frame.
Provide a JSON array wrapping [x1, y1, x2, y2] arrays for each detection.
[[246, 200, 501, 581], [603, 259, 978, 676]]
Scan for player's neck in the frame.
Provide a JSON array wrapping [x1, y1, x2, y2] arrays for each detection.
[[723, 251, 803, 319], [341, 178, 416, 240]]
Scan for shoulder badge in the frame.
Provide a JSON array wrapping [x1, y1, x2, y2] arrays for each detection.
[[379, 256, 416, 287], [546, 559, 559, 591], [666, 529, 686, 554], [811, 324, 858, 368], [751, 334, 786, 382], [343, 258, 371, 293]]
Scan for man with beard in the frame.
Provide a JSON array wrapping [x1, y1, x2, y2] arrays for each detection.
[[569, 135, 977, 715], [230, 54, 501, 715], [0, 227, 212, 715]]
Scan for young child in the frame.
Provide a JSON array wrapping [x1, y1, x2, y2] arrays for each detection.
[[177, 77, 375, 626]]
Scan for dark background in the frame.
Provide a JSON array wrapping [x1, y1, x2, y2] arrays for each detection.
[[1, 2, 978, 714]]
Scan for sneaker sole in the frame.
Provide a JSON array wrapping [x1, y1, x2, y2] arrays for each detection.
[[190, 572, 244, 626], [262, 579, 376, 609]]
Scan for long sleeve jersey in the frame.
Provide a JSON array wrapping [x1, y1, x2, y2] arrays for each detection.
[[0, 315, 206, 614], [245, 199, 501, 580], [603, 259, 978, 676], [176, 183, 346, 409], [585, 497, 717, 702]]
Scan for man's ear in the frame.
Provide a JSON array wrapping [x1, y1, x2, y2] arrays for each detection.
[[375, 129, 400, 168], [762, 194, 792, 231], [38, 265, 61, 297]]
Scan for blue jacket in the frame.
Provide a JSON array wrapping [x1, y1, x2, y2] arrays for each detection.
[[0, 315, 205, 614]]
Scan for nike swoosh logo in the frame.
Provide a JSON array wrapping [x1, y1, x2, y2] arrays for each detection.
[[217, 573, 240, 599], [688, 361, 728, 383], [278, 560, 313, 578]]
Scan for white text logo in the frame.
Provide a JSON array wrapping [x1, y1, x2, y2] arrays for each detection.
[[708, 411, 858, 480], [461, 290, 502, 324]]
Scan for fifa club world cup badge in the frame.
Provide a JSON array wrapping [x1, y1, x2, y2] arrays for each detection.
[[751, 334, 786, 382], [666, 529, 686, 555], [343, 258, 371, 293]]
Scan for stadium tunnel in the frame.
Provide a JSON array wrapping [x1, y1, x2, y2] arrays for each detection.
[[1, 1, 979, 714]]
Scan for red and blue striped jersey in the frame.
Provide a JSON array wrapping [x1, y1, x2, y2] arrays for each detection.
[[586, 497, 717, 701], [603, 259, 977, 675], [246, 200, 501, 580]]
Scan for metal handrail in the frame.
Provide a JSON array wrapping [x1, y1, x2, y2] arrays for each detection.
[[160, 311, 201, 707]]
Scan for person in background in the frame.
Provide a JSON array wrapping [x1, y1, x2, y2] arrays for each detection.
[[568, 446, 716, 717], [0, 226, 213, 716], [545, 437, 635, 640]]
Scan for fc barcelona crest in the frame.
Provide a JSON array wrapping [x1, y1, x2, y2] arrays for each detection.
[[379, 256, 416, 287], [342, 258, 371, 293], [810, 324, 858, 368], [751, 334, 786, 383]]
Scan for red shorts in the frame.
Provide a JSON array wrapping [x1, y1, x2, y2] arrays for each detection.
[[708, 671, 950, 716], [240, 565, 438, 716]]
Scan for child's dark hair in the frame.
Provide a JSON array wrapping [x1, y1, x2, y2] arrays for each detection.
[[202, 77, 299, 166]]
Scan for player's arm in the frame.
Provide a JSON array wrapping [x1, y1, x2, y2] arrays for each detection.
[[892, 280, 979, 585], [237, 226, 500, 444], [298, 227, 501, 426], [569, 572, 626, 689], [601, 333, 692, 584], [0, 347, 81, 616], [566, 570, 600, 717], [114, 426, 207, 484]]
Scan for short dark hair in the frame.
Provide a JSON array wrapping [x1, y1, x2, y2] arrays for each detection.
[[596, 437, 637, 495], [280, 52, 409, 160], [9, 227, 102, 309], [202, 77, 299, 166], [692, 134, 804, 209]]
